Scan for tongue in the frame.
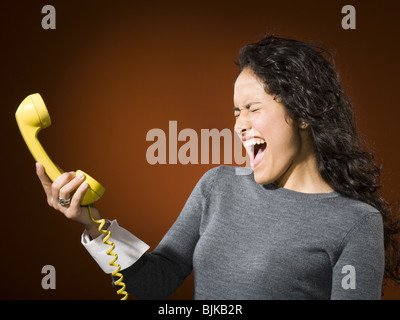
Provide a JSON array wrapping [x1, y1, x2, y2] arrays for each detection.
[[253, 147, 265, 168]]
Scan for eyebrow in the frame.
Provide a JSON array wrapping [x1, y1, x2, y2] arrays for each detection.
[[233, 101, 262, 111]]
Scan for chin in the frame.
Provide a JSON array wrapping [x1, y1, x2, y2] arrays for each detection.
[[253, 170, 273, 185]]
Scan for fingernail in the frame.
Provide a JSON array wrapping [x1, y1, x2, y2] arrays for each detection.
[[35, 162, 40, 171], [77, 173, 85, 180]]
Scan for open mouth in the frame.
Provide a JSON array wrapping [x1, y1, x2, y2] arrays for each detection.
[[243, 138, 267, 168]]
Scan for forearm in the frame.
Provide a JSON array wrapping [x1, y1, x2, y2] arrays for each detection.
[[82, 205, 109, 239], [82, 219, 193, 299], [81, 219, 150, 274], [115, 252, 190, 300]]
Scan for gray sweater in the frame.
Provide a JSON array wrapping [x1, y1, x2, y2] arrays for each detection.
[[119, 165, 385, 299]]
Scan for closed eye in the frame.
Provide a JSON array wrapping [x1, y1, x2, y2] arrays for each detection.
[[233, 102, 262, 118], [233, 107, 241, 118]]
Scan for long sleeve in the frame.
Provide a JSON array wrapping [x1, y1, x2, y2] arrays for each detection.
[[82, 165, 386, 300], [113, 167, 218, 299], [330, 213, 385, 299], [81, 219, 150, 274]]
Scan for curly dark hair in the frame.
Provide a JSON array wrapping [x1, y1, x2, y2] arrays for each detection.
[[236, 33, 400, 284]]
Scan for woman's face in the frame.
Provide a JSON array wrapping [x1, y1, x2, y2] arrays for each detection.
[[233, 68, 304, 185]]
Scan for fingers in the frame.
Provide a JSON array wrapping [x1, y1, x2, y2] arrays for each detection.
[[36, 162, 92, 214], [69, 180, 89, 210], [36, 163, 94, 224], [36, 162, 52, 196], [50, 172, 76, 208], [59, 172, 86, 202], [53, 172, 90, 213], [36, 162, 67, 201], [36, 162, 78, 208]]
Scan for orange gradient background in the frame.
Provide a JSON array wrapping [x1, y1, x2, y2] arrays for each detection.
[[1, 0, 400, 299]]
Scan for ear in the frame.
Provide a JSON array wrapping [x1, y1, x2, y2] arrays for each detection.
[[299, 120, 309, 129]]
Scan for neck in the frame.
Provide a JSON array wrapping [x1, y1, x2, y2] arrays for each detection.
[[275, 147, 333, 194]]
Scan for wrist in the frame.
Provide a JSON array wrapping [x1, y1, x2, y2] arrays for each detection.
[[85, 219, 111, 240]]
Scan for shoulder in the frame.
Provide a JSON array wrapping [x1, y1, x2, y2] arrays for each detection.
[[327, 195, 384, 252], [198, 165, 255, 189], [192, 166, 257, 201], [330, 194, 381, 225], [200, 164, 250, 176], [320, 194, 383, 238]]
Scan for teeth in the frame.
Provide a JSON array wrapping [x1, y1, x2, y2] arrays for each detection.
[[243, 139, 266, 147]]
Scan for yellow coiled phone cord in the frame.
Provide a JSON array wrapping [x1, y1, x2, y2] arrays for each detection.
[[87, 204, 128, 300]]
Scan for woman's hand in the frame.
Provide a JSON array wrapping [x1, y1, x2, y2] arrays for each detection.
[[35, 162, 103, 238]]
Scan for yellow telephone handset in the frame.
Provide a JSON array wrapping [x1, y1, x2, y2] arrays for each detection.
[[15, 94, 127, 300], [15, 93, 105, 205]]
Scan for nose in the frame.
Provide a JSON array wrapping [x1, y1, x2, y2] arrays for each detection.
[[234, 113, 251, 138]]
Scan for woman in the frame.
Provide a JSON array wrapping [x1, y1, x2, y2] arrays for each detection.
[[36, 34, 400, 299]]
